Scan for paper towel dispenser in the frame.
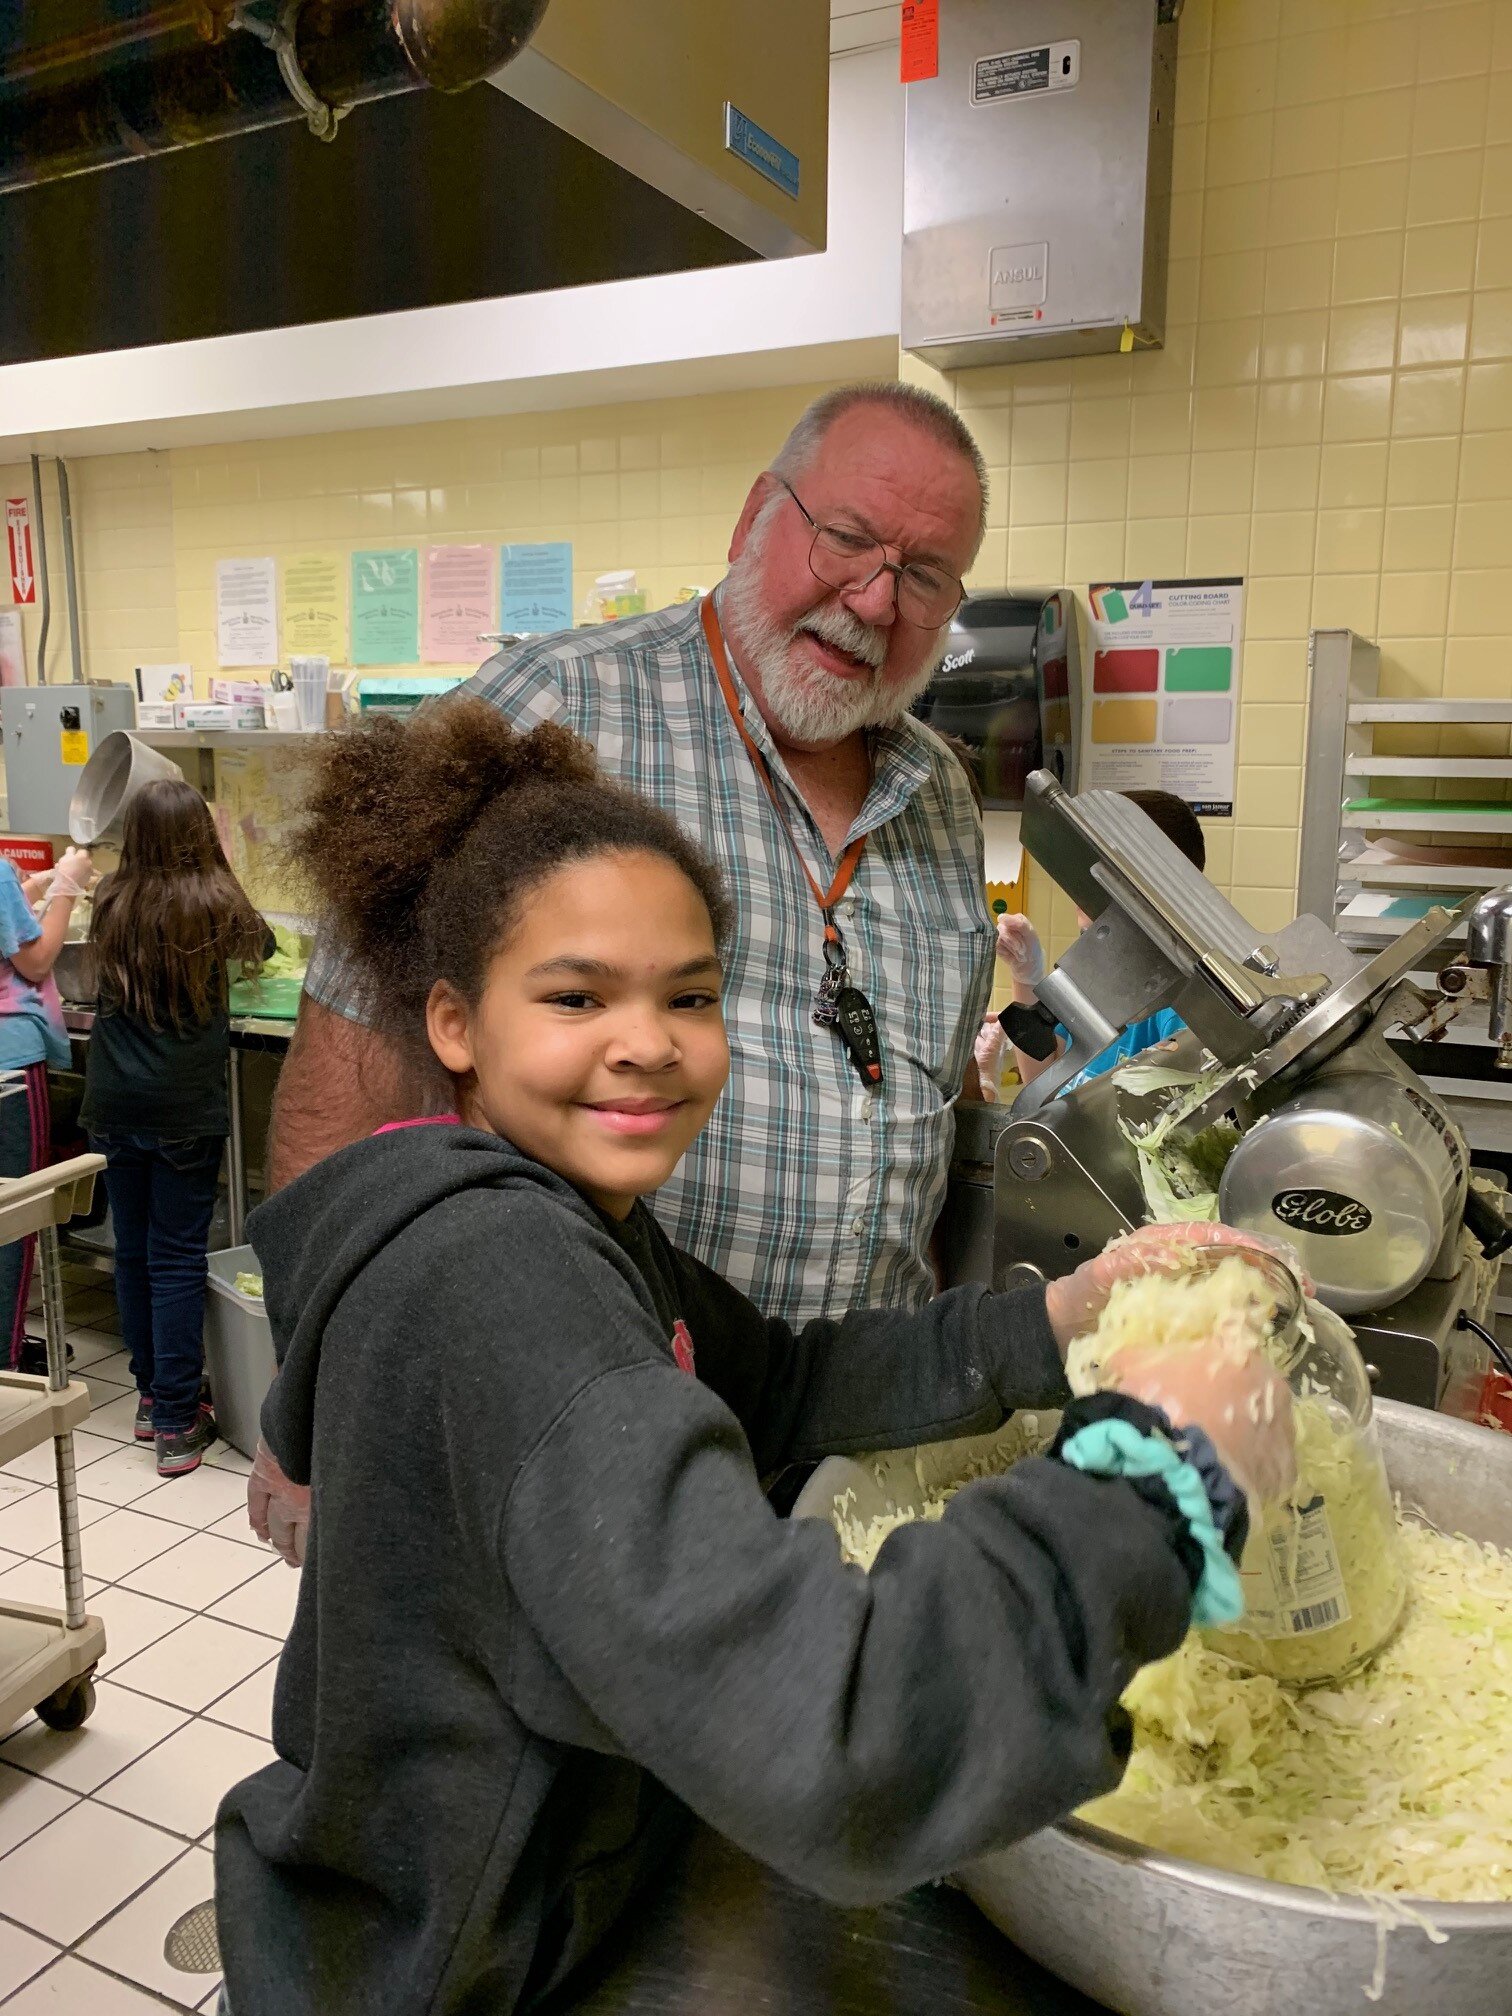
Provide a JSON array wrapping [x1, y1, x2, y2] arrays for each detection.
[[913, 591, 1082, 812]]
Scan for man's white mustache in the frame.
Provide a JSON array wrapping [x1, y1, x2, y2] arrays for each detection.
[[793, 606, 887, 673]]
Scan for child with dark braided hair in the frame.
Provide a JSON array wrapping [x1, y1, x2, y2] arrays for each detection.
[[214, 700, 1291, 2016]]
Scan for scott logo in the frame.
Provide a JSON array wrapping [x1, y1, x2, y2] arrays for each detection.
[[1271, 1190, 1373, 1237]]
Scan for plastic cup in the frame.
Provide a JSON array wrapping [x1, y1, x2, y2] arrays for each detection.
[[290, 656, 329, 731]]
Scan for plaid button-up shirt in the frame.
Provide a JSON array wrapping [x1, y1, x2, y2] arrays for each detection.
[[306, 597, 994, 1325]]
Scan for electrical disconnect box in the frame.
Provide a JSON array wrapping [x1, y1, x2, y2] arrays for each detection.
[[902, 0, 1179, 368], [1, 685, 136, 836]]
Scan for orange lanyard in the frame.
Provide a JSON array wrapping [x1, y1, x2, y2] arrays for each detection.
[[700, 594, 865, 965], [701, 595, 884, 1087]]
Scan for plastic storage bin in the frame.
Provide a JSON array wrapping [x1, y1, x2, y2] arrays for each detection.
[[204, 1246, 278, 1459]]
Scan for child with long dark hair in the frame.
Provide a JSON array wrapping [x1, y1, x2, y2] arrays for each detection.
[[214, 702, 1292, 2016], [82, 778, 271, 1476], [0, 845, 93, 1367]]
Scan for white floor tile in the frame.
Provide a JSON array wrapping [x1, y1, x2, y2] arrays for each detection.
[[0, 1763, 77, 1858], [0, 1918, 57, 2000], [204, 1659, 278, 1742], [83, 1392, 145, 1445], [2, 1953, 189, 2013], [41, 1507, 185, 1581], [141, 1464, 252, 1528], [76, 1349, 133, 1385], [0, 1681, 187, 1796], [0, 1558, 103, 1612], [0, 1476, 39, 1512], [64, 1431, 118, 1474], [65, 1329, 126, 1370], [0, 1800, 182, 1946], [199, 1990, 223, 2013], [0, 1489, 109, 1560], [2, 1446, 62, 1488], [205, 1507, 268, 1554], [97, 1720, 273, 1840], [61, 1443, 164, 1511], [121, 1534, 267, 1612], [202, 1444, 252, 1477], [89, 1587, 197, 1676], [0, 1548, 29, 1582], [81, 1844, 220, 2007], [112, 1616, 277, 1714], [207, 1562, 301, 1640], [81, 1375, 133, 1416]]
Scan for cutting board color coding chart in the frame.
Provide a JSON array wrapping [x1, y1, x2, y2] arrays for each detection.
[[1083, 578, 1243, 817], [1091, 644, 1233, 747]]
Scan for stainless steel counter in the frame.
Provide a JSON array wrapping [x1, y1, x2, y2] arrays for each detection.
[[61, 1005, 291, 1242], [546, 1826, 1098, 2016]]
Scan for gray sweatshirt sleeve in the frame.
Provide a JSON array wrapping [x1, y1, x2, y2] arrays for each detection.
[[495, 1236, 1192, 1910], [677, 1258, 1070, 1477]]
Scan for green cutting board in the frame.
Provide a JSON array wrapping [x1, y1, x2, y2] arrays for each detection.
[[230, 976, 305, 1021]]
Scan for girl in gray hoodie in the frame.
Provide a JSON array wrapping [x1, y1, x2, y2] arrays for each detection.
[[214, 700, 1290, 2016]]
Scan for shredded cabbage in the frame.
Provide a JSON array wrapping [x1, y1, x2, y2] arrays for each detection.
[[233, 1271, 264, 1300], [832, 1451, 1512, 1905], [1084, 1517, 1512, 1904]]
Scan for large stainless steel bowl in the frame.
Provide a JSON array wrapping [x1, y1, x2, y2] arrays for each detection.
[[795, 1399, 1512, 2015]]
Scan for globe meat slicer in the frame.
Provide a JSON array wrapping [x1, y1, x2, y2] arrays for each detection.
[[979, 772, 1512, 1415]]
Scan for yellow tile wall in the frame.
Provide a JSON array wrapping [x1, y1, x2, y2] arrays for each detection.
[[0, 452, 177, 692], [928, 0, 1512, 957], [6, 0, 1512, 951], [165, 385, 845, 681]]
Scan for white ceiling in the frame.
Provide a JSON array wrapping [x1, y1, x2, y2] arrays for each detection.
[[831, 0, 899, 55]]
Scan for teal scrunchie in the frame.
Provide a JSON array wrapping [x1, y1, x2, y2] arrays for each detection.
[[1059, 1418, 1245, 1627]]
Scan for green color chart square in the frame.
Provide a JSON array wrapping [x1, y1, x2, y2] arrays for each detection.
[[1164, 646, 1232, 693]]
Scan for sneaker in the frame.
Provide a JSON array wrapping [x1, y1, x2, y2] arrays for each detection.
[[134, 1396, 155, 1443], [15, 1335, 74, 1378], [156, 1405, 217, 1479]]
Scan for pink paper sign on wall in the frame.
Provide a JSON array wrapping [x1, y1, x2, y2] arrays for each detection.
[[423, 545, 497, 665]]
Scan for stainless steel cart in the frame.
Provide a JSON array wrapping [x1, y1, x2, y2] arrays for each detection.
[[0, 1155, 107, 1732]]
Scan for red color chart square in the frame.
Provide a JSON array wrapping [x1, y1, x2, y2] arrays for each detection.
[[1092, 649, 1159, 695]]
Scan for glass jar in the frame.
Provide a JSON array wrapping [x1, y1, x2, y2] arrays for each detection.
[[1203, 1298, 1407, 1687]]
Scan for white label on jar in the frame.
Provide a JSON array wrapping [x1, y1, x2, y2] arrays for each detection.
[[1237, 1496, 1352, 1640]]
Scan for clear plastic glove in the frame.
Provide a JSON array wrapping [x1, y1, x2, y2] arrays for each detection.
[[1109, 1340, 1296, 1506], [248, 1438, 309, 1568], [51, 847, 94, 900], [995, 912, 1046, 988], [1044, 1219, 1306, 1355], [974, 1016, 1006, 1103]]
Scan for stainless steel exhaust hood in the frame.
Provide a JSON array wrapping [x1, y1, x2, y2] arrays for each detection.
[[0, 0, 828, 365], [903, 0, 1179, 369]]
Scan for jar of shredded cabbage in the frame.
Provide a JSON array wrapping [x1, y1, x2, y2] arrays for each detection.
[[1204, 1298, 1406, 1687]]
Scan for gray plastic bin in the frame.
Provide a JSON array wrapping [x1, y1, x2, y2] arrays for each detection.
[[204, 1246, 277, 1460]]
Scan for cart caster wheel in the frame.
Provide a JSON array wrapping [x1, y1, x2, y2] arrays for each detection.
[[35, 1676, 95, 1732]]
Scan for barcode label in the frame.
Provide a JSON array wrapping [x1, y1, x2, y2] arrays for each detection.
[[1290, 1598, 1342, 1634]]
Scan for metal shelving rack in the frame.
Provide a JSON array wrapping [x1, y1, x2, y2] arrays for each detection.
[[0, 1155, 108, 1732], [1300, 629, 1512, 1342]]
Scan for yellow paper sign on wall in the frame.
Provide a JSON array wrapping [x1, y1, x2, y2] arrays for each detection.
[[282, 551, 347, 661], [59, 731, 88, 766], [986, 867, 1026, 920]]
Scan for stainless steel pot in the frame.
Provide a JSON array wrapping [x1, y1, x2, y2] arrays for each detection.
[[51, 939, 97, 1006], [796, 1399, 1512, 2015]]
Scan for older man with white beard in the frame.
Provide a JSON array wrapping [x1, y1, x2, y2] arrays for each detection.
[[267, 381, 995, 1329]]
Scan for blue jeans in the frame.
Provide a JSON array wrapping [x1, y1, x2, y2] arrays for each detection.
[[93, 1131, 224, 1434]]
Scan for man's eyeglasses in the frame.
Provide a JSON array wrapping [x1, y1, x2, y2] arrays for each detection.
[[772, 477, 965, 629]]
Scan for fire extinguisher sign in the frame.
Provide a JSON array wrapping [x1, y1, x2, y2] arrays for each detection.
[[6, 499, 36, 606]]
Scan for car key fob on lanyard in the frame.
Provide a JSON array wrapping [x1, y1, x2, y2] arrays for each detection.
[[813, 927, 883, 1087]]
